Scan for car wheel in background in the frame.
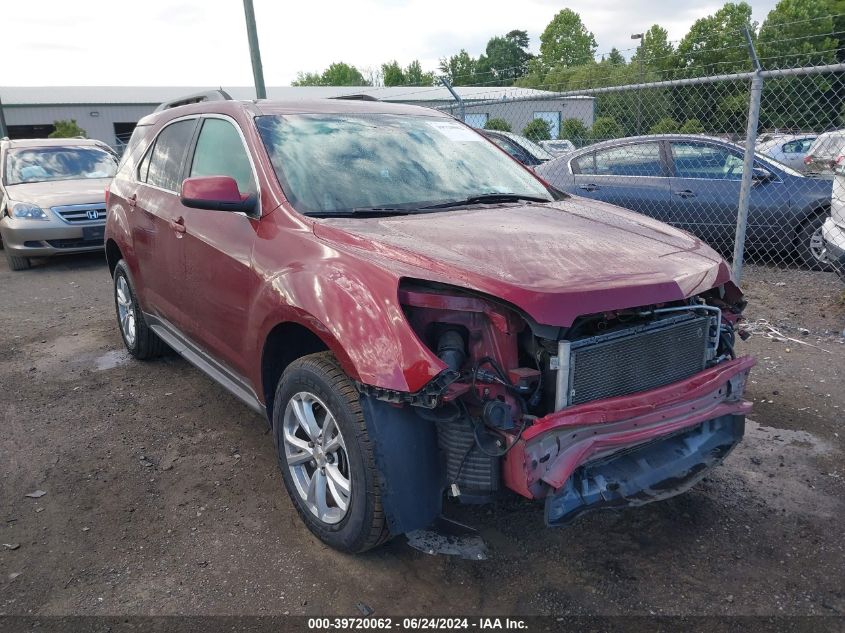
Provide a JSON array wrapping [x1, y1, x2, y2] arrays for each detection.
[[113, 259, 166, 359], [273, 352, 390, 553], [4, 249, 31, 271], [796, 213, 833, 271]]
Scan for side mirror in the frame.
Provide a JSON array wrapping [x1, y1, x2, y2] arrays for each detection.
[[181, 176, 256, 213], [751, 166, 774, 183]]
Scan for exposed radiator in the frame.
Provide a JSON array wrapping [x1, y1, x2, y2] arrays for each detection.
[[555, 313, 713, 409]]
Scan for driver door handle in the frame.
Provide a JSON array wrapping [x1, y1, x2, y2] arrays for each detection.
[[674, 189, 697, 198], [170, 216, 186, 234], [579, 183, 600, 192], [128, 194, 137, 208]]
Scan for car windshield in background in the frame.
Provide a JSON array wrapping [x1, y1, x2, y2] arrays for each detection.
[[5, 147, 118, 185], [255, 114, 552, 215]]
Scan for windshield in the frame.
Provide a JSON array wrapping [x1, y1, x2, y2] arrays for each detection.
[[255, 114, 552, 215], [5, 146, 118, 185]]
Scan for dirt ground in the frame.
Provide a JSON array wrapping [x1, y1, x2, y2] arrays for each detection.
[[1, 253, 843, 617]]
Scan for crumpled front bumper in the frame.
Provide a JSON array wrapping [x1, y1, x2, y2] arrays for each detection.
[[502, 356, 755, 521]]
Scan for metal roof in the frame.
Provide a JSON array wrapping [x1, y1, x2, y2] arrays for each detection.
[[0, 85, 594, 106]]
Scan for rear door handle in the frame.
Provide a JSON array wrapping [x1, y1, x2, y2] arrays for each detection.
[[170, 216, 186, 234], [578, 183, 600, 192], [674, 189, 696, 198], [128, 194, 137, 208]]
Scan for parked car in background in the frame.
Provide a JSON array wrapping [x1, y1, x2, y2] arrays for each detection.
[[803, 129, 845, 177], [540, 139, 576, 157], [0, 137, 118, 270], [479, 129, 554, 167], [536, 134, 834, 269], [823, 162, 845, 279], [106, 94, 752, 552], [756, 133, 816, 172]]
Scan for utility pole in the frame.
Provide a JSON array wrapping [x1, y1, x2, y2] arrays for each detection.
[[0, 93, 8, 138], [631, 33, 644, 135], [242, 0, 267, 99]]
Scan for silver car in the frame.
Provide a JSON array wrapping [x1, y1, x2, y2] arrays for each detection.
[[756, 134, 816, 172], [0, 138, 118, 270]]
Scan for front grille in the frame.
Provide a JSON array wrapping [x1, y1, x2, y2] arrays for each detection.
[[557, 314, 712, 408], [52, 204, 106, 224]]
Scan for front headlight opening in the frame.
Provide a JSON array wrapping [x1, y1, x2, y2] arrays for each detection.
[[12, 203, 49, 220]]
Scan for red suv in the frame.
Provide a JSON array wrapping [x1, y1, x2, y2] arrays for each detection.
[[105, 92, 754, 552]]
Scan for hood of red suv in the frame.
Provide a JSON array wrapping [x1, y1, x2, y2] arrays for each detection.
[[312, 199, 734, 326]]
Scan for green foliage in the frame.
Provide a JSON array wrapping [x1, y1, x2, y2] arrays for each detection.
[[649, 118, 680, 134], [482, 29, 533, 84], [758, 0, 836, 65], [381, 60, 405, 87], [49, 120, 86, 138], [539, 9, 597, 68], [606, 48, 626, 66], [676, 3, 756, 75], [590, 116, 623, 141], [404, 60, 436, 86], [680, 118, 705, 133], [291, 62, 370, 86], [439, 49, 479, 85], [522, 118, 552, 141], [484, 118, 512, 132], [561, 118, 590, 146], [631, 25, 674, 74]]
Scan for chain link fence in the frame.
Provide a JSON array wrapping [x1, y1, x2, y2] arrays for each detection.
[[383, 21, 845, 285]]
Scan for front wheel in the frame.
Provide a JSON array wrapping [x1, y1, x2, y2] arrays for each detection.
[[273, 352, 390, 553], [4, 249, 31, 271], [113, 260, 166, 359]]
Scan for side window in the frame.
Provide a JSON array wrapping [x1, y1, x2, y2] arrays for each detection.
[[488, 135, 524, 163], [671, 142, 743, 180], [137, 145, 152, 182], [189, 118, 256, 195], [593, 143, 663, 177], [145, 119, 196, 192], [782, 139, 803, 153], [572, 153, 595, 175]]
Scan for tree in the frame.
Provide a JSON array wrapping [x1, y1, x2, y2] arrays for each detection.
[[758, 0, 836, 65], [404, 60, 435, 86], [523, 118, 552, 141], [675, 3, 756, 75], [483, 29, 534, 84], [561, 118, 590, 146], [590, 116, 623, 140], [649, 118, 679, 134], [49, 120, 86, 138], [631, 25, 674, 73], [291, 62, 370, 86], [439, 49, 479, 85], [381, 60, 405, 87], [680, 118, 705, 133], [484, 118, 512, 132], [539, 9, 597, 68], [606, 48, 626, 66]]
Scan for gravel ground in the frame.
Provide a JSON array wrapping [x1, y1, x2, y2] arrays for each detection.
[[1, 254, 843, 617]]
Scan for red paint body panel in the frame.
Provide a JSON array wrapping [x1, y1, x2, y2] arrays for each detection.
[[106, 98, 743, 405], [502, 355, 755, 499]]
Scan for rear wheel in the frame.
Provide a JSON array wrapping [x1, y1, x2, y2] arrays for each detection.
[[273, 352, 390, 552], [796, 213, 833, 271], [113, 260, 166, 359], [4, 249, 31, 271]]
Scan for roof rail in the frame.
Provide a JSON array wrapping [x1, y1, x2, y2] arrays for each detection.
[[154, 89, 233, 112], [330, 94, 379, 101]]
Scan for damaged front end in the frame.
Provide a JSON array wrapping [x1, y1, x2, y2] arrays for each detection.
[[363, 279, 753, 532]]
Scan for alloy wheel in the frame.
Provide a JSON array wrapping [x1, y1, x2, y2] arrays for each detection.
[[116, 276, 137, 347], [809, 226, 827, 264], [282, 392, 352, 524]]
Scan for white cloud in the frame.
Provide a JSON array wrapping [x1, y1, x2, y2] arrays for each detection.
[[3, 0, 782, 86]]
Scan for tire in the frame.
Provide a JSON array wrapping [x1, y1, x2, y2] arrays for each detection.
[[4, 249, 31, 271], [113, 259, 166, 359], [796, 212, 833, 271], [273, 352, 390, 553]]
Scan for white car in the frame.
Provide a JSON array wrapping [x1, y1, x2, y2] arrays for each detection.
[[803, 130, 845, 177], [822, 163, 845, 279], [539, 139, 576, 157], [756, 134, 816, 172]]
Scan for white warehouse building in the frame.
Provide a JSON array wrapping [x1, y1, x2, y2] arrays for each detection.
[[0, 86, 595, 150]]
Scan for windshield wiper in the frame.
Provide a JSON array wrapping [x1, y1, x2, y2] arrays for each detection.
[[308, 206, 413, 218], [420, 193, 551, 209]]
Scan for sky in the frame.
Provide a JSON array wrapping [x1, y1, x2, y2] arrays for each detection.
[[4, 0, 782, 87]]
